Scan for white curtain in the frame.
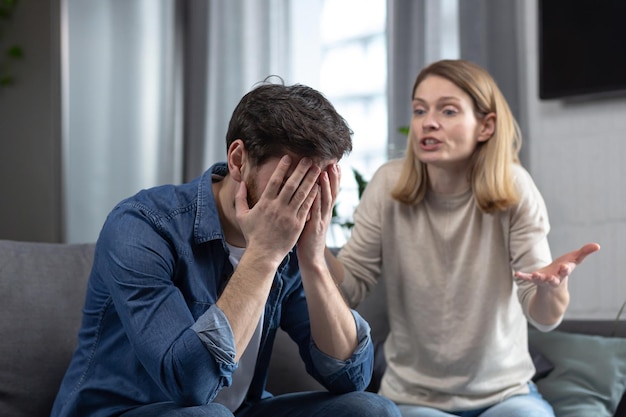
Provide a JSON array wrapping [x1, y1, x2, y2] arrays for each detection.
[[183, 0, 291, 181], [386, 0, 460, 159], [63, 0, 290, 243], [63, 0, 182, 243], [457, 0, 526, 162]]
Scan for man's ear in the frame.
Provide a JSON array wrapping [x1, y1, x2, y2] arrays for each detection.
[[227, 139, 247, 182], [477, 112, 496, 143]]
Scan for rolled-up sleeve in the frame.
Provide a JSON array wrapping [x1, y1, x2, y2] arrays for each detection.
[[191, 304, 238, 377], [309, 310, 374, 393]]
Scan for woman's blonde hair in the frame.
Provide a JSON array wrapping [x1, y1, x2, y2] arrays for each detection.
[[391, 59, 521, 213]]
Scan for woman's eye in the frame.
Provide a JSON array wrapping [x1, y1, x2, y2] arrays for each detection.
[[442, 108, 457, 116], [413, 108, 426, 116]]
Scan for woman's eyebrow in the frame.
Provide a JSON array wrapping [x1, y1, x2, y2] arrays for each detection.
[[413, 96, 461, 103]]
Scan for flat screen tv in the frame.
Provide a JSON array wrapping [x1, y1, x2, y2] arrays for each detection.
[[538, 0, 626, 100]]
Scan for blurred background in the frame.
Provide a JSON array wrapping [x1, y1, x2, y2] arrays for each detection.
[[1, 0, 625, 320]]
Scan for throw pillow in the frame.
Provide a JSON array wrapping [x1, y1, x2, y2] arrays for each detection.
[[528, 330, 626, 417]]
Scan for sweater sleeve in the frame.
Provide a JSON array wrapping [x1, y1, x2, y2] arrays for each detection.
[[338, 162, 398, 308], [507, 165, 559, 331]]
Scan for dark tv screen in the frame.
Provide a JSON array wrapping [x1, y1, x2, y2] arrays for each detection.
[[538, 0, 626, 99]]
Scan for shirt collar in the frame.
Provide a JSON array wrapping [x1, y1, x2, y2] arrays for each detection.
[[194, 162, 229, 244]]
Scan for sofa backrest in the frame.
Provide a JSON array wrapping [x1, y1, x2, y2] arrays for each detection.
[[0, 239, 95, 417]]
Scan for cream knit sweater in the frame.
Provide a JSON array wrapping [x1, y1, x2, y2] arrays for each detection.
[[339, 159, 557, 411]]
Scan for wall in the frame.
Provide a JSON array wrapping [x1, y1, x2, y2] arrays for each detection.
[[0, 0, 62, 242], [519, 1, 626, 319]]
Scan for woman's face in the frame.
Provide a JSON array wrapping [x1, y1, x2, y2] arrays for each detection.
[[410, 75, 491, 171]]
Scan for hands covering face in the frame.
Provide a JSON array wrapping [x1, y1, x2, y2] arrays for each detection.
[[297, 160, 341, 265], [235, 155, 341, 266]]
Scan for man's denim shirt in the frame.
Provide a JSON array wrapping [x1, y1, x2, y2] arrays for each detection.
[[51, 162, 374, 417]]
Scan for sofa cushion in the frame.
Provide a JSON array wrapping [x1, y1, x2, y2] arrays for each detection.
[[0, 240, 95, 417], [529, 329, 626, 417]]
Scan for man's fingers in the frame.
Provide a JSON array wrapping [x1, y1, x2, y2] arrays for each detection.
[[281, 159, 320, 207], [264, 155, 293, 199], [272, 158, 315, 204], [319, 171, 332, 214], [300, 184, 319, 220], [328, 164, 341, 201]]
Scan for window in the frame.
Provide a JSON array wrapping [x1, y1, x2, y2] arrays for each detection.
[[320, 0, 387, 247], [289, 0, 387, 246]]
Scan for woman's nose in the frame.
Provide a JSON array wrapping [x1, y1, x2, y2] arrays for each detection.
[[422, 111, 439, 130]]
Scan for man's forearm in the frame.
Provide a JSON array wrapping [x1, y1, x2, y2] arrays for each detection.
[[324, 246, 345, 285], [216, 249, 278, 361], [300, 262, 357, 360]]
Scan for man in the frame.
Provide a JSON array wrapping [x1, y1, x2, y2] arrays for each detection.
[[51, 81, 401, 417]]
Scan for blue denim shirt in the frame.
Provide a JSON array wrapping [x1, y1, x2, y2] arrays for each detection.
[[51, 163, 374, 417]]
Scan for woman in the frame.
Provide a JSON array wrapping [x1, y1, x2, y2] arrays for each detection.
[[326, 59, 599, 417]]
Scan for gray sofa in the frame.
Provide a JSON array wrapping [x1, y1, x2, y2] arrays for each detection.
[[1, 239, 625, 417]]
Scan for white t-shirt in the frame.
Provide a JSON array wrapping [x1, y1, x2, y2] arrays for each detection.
[[213, 243, 263, 411]]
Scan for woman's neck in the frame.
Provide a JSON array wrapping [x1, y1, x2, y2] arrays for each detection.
[[427, 163, 471, 195]]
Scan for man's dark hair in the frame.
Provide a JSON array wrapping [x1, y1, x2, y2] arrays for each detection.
[[226, 79, 353, 165]]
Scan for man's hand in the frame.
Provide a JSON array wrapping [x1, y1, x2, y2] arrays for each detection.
[[515, 242, 601, 287], [297, 163, 341, 266], [235, 155, 321, 265], [293, 162, 358, 360], [222, 155, 322, 360]]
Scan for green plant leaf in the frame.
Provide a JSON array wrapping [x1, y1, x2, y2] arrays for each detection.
[[398, 126, 409, 136], [330, 168, 370, 232], [7, 45, 22, 58], [0, 0, 23, 89], [0, 74, 15, 85], [0, 0, 17, 19], [352, 168, 368, 199]]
